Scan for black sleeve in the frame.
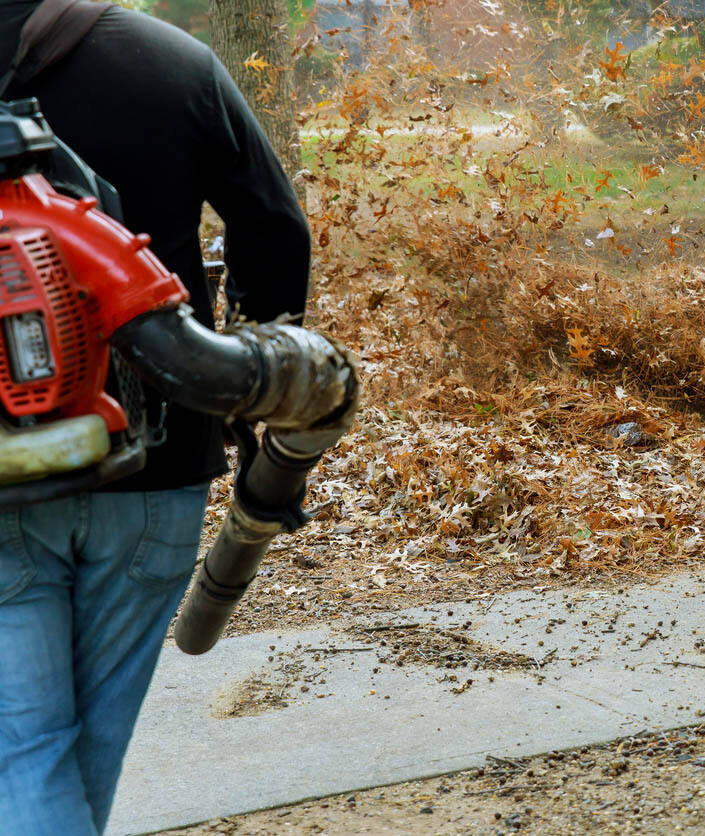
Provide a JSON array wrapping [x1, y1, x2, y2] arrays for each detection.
[[203, 53, 310, 325]]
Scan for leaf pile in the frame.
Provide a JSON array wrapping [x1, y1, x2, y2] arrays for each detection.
[[200, 0, 705, 631]]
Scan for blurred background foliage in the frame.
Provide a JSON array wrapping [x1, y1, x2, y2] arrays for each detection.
[[118, 0, 316, 43]]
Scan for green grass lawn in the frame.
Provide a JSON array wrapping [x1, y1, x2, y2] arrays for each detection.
[[302, 125, 705, 222]]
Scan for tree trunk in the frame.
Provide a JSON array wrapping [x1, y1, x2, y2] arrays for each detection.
[[209, 0, 302, 191], [362, 0, 373, 63]]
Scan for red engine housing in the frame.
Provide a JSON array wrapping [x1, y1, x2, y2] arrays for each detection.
[[0, 174, 188, 432]]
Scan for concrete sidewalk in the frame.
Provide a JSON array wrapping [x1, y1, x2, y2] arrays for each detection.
[[106, 572, 705, 836]]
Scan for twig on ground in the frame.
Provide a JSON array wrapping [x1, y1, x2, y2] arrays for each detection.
[[362, 623, 421, 632]]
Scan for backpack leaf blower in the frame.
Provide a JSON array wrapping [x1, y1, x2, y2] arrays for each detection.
[[0, 98, 359, 654]]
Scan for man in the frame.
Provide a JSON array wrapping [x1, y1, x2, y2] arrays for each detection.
[[0, 2, 311, 834]]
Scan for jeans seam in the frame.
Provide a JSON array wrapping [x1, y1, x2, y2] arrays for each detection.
[[0, 510, 37, 604], [7, 510, 31, 563], [127, 493, 158, 581], [73, 495, 91, 555]]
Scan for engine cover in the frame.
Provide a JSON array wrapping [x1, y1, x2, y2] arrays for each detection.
[[0, 173, 188, 432]]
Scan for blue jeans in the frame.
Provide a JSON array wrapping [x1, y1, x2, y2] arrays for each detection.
[[0, 485, 210, 836]]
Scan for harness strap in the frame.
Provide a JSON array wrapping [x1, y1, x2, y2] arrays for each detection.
[[0, 0, 113, 99]]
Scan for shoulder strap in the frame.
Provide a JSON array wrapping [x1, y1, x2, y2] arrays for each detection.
[[0, 0, 113, 99]]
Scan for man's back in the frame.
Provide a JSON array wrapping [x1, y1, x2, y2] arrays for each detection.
[[1, 5, 310, 489]]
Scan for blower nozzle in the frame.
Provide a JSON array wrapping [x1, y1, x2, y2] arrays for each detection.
[[173, 428, 321, 655]]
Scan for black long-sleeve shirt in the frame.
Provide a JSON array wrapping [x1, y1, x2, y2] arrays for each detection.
[[0, 3, 311, 490]]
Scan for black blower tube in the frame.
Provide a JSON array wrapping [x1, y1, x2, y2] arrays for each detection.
[[173, 430, 321, 655], [112, 304, 359, 654], [111, 306, 264, 416], [112, 305, 358, 448]]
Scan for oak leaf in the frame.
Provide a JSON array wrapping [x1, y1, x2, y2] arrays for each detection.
[[244, 51, 270, 72], [566, 325, 595, 365]]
